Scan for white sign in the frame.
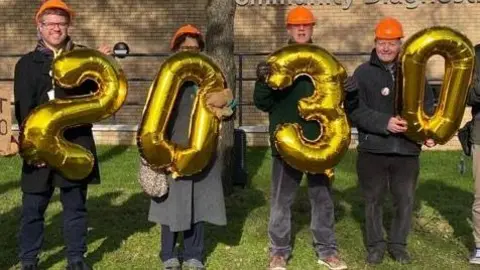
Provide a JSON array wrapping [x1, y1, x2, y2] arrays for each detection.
[[0, 88, 11, 154]]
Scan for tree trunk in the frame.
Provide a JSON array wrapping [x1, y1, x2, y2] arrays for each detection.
[[205, 0, 236, 196]]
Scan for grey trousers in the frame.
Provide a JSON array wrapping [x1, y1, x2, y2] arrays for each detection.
[[268, 156, 337, 259], [473, 145, 480, 246]]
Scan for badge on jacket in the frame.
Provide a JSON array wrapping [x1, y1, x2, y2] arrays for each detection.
[[47, 89, 55, 100], [381, 87, 390, 96]]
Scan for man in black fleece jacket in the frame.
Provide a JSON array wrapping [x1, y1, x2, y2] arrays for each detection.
[[346, 17, 436, 265]]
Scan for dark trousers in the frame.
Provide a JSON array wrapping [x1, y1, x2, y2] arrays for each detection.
[[19, 186, 88, 265], [357, 152, 419, 252], [268, 156, 337, 259], [160, 222, 204, 262]]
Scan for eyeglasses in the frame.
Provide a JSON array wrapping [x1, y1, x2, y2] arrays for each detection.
[[42, 22, 69, 30]]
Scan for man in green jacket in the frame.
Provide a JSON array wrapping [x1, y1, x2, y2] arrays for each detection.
[[254, 6, 349, 270]]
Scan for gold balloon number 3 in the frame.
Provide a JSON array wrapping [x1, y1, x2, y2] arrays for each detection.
[[266, 44, 351, 174], [398, 26, 475, 144], [20, 49, 128, 180], [137, 52, 225, 178]]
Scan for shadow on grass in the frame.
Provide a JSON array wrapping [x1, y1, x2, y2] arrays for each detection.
[[202, 147, 268, 261], [416, 180, 474, 249], [0, 205, 22, 269], [36, 191, 152, 269], [340, 178, 471, 254], [0, 195, 63, 270], [245, 147, 269, 188], [339, 185, 365, 243], [204, 187, 267, 260], [340, 185, 426, 251], [0, 179, 19, 196]]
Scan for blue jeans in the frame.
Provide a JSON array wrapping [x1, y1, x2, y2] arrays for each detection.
[[19, 186, 88, 264], [160, 222, 204, 262]]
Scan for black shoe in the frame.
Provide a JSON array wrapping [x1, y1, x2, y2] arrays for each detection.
[[366, 249, 385, 264], [389, 249, 411, 264], [66, 261, 92, 270], [21, 264, 38, 270]]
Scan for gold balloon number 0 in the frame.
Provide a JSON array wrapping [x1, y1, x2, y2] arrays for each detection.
[[266, 44, 351, 174], [398, 26, 475, 144], [137, 52, 225, 178], [20, 49, 128, 180]]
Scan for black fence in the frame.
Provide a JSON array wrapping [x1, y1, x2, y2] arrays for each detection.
[[0, 52, 443, 127]]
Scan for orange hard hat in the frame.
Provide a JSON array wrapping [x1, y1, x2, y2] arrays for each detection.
[[36, 0, 74, 23], [375, 17, 404, 40], [286, 6, 315, 25], [170, 24, 203, 50]]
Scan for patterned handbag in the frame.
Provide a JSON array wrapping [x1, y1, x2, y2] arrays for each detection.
[[138, 158, 169, 198]]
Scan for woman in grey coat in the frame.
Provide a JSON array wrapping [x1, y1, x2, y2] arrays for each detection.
[[140, 24, 236, 270]]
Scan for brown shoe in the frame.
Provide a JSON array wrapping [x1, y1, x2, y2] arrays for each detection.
[[318, 255, 347, 270], [268, 255, 287, 270]]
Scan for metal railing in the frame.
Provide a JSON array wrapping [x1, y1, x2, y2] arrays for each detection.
[[0, 51, 443, 129]]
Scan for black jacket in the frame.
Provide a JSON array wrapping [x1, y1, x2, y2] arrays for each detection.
[[346, 49, 435, 156], [14, 48, 100, 193]]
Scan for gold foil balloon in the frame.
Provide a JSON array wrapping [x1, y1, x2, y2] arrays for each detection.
[[397, 26, 475, 144], [325, 168, 335, 181], [137, 51, 225, 178], [20, 49, 128, 180], [266, 44, 351, 174]]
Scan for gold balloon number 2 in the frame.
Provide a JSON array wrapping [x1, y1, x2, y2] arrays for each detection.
[[266, 44, 351, 174], [398, 26, 475, 144], [20, 49, 128, 180], [137, 52, 225, 178]]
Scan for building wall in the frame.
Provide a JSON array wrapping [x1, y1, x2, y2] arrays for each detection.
[[1, 1, 478, 149]]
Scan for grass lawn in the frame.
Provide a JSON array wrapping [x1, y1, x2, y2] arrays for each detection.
[[0, 146, 478, 269]]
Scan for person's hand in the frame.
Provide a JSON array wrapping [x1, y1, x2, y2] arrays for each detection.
[[26, 159, 47, 168], [387, 116, 408, 133], [256, 61, 271, 82], [33, 161, 47, 168], [97, 45, 112, 55], [205, 88, 235, 120], [424, 138, 436, 148], [25, 149, 47, 168], [205, 88, 233, 108], [208, 106, 234, 120]]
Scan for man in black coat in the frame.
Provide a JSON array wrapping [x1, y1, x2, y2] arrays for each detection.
[[345, 17, 435, 265], [14, 1, 111, 269]]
